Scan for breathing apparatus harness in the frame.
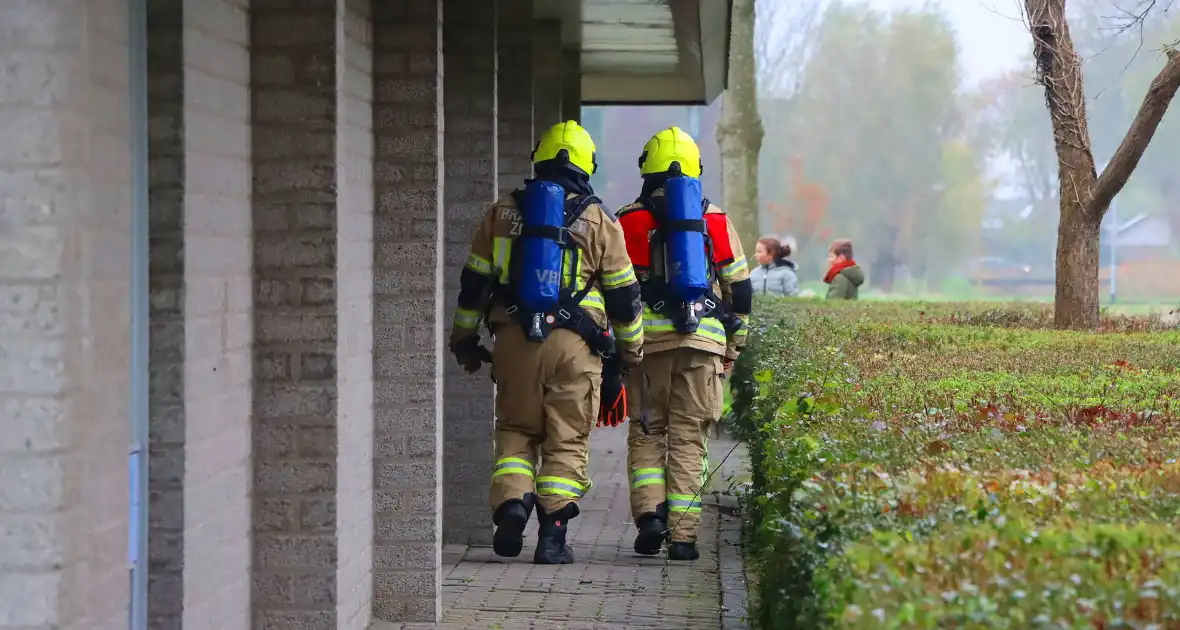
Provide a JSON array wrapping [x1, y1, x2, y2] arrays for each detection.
[[493, 188, 616, 358], [631, 194, 744, 339]]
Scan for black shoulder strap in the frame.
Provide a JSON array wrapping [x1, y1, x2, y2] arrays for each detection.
[[615, 204, 643, 220], [563, 195, 600, 303], [564, 194, 599, 228], [700, 201, 722, 283], [510, 189, 524, 208]]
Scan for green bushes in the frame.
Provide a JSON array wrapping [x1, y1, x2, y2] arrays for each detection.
[[731, 298, 1180, 629]]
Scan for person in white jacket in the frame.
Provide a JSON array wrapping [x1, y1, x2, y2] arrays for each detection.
[[749, 236, 799, 297]]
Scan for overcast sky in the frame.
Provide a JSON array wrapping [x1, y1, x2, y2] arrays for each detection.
[[846, 0, 1034, 85]]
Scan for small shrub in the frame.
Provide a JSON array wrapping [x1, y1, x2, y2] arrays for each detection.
[[732, 299, 1180, 629]]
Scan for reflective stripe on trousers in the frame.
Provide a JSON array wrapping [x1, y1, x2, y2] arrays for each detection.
[[536, 476, 590, 499], [630, 467, 665, 489], [492, 457, 535, 479], [667, 493, 702, 514]]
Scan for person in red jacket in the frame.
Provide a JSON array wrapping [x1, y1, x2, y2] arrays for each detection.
[[824, 238, 864, 300]]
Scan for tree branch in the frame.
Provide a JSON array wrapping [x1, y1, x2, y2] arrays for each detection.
[[754, 0, 822, 96], [1090, 46, 1180, 214]]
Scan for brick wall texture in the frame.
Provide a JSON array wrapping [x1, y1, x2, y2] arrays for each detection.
[[176, 1, 254, 626], [146, 0, 254, 629], [0, 1, 133, 629], [250, 1, 343, 628], [442, 0, 499, 548], [497, 0, 534, 196], [0, 0, 581, 626], [371, 0, 446, 621], [335, 0, 376, 628], [145, 1, 188, 626], [532, 19, 564, 136]]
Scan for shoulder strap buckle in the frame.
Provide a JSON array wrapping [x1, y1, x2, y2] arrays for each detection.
[[564, 194, 599, 227]]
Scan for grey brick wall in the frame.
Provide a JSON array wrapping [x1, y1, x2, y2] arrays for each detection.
[[532, 19, 563, 136], [335, 0, 376, 628], [496, 0, 533, 196], [70, 3, 137, 625], [145, 3, 188, 626], [562, 50, 582, 124], [176, 1, 254, 625], [0, 1, 132, 629], [371, 0, 445, 622], [146, 0, 254, 628], [442, 0, 499, 548], [250, 1, 343, 628]]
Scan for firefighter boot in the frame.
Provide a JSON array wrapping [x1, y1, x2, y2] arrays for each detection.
[[668, 541, 700, 561], [492, 495, 534, 558], [534, 503, 579, 565], [633, 502, 668, 556]]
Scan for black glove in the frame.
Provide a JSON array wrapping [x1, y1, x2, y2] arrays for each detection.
[[449, 336, 492, 374], [597, 356, 629, 428]]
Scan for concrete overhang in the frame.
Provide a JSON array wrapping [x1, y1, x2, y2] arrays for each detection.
[[532, 0, 731, 106]]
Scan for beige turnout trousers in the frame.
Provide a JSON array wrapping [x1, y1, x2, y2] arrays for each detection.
[[626, 348, 724, 543], [488, 324, 603, 514]]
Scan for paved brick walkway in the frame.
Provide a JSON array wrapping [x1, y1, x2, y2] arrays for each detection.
[[437, 427, 748, 630]]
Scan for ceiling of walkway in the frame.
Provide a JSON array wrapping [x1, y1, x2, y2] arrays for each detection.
[[532, 0, 730, 105]]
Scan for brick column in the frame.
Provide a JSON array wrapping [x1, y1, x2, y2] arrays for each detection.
[[0, 1, 132, 629], [371, 0, 446, 622], [497, 0, 534, 195], [532, 19, 563, 136], [145, 1, 254, 628], [442, 0, 499, 547], [249, 1, 376, 628], [335, 1, 377, 628], [562, 50, 582, 124]]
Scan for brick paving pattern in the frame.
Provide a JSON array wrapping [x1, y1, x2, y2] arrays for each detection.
[[435, 427, 748, 630]]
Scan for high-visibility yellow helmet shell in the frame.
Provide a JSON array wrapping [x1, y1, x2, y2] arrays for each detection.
[[532, 120, 597, 175], [638, 126, 703, 178]]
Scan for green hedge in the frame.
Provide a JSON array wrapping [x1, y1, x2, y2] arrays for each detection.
[[731, 297, 1180, 629]]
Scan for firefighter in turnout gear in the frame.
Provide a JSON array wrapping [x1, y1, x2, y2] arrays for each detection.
[[448, 121, 645, 565], [616, 127, 753, 561]]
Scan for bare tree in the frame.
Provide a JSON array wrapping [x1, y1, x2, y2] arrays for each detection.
[[754, 0, 824, 98], [1023, 0, 1180, 329]]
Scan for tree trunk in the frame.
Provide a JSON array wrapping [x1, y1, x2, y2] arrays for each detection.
[[1054, 199, 1102, 328], [1025, 0, 1180, 329], [1026, 0, 1101, 329], [717, 0, 764, 257]]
